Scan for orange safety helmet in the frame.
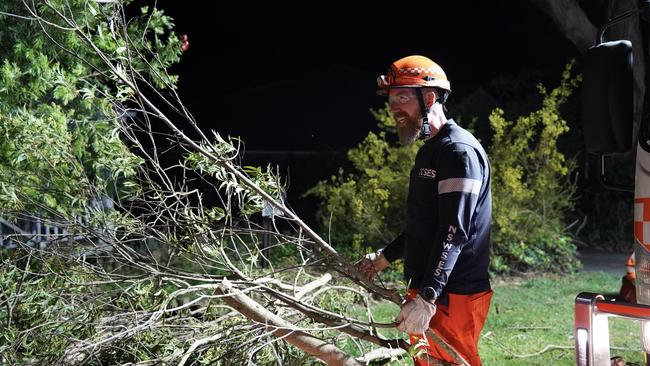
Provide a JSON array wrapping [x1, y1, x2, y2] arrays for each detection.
[[377, 55, 451, 101]]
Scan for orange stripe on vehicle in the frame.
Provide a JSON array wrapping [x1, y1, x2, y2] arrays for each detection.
[[636, 222, 644, 243], [635, 197, 650, 221]]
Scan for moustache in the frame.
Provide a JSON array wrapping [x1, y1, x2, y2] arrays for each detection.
[[393, 112, 409, 123]]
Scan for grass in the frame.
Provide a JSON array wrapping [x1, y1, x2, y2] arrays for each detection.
[[481, 271, 641, 365], [342, 271, 644, 365]]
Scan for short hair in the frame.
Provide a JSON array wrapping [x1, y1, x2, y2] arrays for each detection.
[[419, 87, 449, 106], [432, 87, 449, 105]]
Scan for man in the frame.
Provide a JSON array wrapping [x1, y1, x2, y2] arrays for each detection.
[[357, 55, 493, 366]]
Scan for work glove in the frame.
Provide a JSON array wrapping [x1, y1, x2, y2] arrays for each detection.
[[395, 295, 437, 334], [355, 250, 390, 280]]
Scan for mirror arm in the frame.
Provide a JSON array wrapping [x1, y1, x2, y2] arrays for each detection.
[[598, 9, 639, 44], [599, 154, 634, 192]]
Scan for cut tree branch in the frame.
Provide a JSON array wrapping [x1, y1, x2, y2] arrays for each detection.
[[216, 279, 363, 366]]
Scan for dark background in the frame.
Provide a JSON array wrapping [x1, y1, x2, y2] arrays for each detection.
[[151, 1, 584, 222]]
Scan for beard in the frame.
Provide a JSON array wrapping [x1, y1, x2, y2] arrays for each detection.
[[396, 114, 422, 145]]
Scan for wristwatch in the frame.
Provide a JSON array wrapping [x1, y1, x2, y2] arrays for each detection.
[[421, 287, 438, 304]]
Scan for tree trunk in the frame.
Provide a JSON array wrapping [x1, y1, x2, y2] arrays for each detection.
[[532, 0, 645, 141], [529, 0, 598, 54]]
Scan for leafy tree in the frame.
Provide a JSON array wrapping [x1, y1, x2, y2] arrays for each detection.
[[307, 62, 581, 274], [0, 0, 181, 217], [1, 2, 435, 365]]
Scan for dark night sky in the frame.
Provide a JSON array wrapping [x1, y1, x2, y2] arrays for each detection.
[[156, 1, 582, 148], [147, 1, 585, 218], [163, 1, 580, 100]]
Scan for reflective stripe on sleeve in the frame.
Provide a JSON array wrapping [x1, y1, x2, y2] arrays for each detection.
[[438, 178, 482, 195]]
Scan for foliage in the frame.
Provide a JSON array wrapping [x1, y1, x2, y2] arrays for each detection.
[[0, 250, 227, 365], [0, 3, 391, 365], [488, 62, 580, 274], [0, 0, 182, 217], [184, 135, 284, 218], [450, 65, 636, 251], [0, 254, 104, 364], [304, 108, 418, 257], [307, 62, 581, 274]]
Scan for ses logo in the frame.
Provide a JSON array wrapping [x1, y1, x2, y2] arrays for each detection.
[[418, 168, 436, 179]]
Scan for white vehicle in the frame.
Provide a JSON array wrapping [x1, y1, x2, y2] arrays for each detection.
[[575, 2, 650, 365]]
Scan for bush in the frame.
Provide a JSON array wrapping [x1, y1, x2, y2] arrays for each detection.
[[488, 62, 580, 273], [304, 109, 417, 258], [306, 62, 581, 274]]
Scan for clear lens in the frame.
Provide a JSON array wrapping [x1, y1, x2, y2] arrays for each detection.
[[388, 92, 416, 105]]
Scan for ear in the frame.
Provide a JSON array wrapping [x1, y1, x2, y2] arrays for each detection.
[[424, 89, 437, 108]]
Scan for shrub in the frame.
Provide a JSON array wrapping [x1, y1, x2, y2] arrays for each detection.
[[488, 62, 580, 273], [304, 109, 416, 258]]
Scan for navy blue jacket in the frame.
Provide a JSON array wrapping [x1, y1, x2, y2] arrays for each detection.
[[383, 120, 492, 297]]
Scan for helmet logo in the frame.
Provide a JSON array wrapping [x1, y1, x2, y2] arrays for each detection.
[[399, 67, 438, 76]]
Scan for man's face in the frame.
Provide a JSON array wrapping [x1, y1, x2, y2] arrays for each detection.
[[388, 88, 422, 145]]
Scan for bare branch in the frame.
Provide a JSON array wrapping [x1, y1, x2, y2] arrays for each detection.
[[217, 279, 363, 366]]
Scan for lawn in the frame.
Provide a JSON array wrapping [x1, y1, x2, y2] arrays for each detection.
[[346, 271, 644, 365], [481, 271, 641, 365]]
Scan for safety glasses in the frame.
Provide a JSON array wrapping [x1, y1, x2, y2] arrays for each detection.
[[387, 90, 417, 105]]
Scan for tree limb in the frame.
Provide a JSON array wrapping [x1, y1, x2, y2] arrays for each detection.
[[216, 279, 363, 366]]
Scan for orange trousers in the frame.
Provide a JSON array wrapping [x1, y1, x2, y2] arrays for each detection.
[[406, 289, 493, 366]]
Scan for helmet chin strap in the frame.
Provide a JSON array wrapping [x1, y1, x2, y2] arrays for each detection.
[[415, 88, 431, 139]]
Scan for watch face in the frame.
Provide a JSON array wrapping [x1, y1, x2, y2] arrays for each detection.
[[423, 287, 435, 301]]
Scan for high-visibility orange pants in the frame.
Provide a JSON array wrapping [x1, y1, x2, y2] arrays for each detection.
[[407, 289, 493, 366]]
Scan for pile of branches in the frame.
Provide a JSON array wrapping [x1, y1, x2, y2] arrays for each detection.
[[0, 1, 466, 365]]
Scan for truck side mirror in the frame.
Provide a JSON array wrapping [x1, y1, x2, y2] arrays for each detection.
[[581, 40, 633, 154]]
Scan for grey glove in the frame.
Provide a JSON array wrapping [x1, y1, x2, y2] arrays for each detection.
[[395, 295, 437, 334]]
